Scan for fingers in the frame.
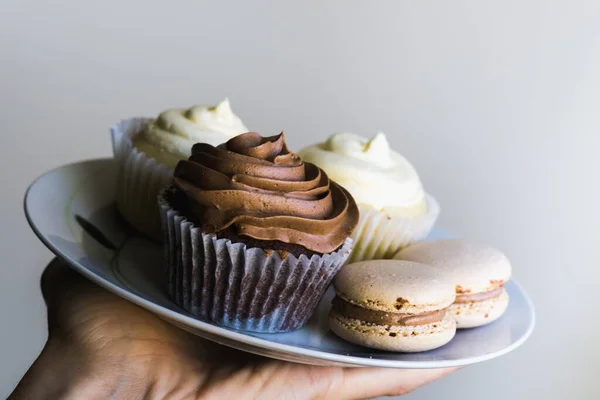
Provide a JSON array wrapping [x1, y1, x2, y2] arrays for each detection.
[[242, 362, 457, 399], [336, 367, 457, 399]]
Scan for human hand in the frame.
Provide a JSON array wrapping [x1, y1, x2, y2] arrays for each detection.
[[10, 259, 455, 400]]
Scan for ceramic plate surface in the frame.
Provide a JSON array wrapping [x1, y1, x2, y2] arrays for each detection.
[[25, 159, 535, 368]]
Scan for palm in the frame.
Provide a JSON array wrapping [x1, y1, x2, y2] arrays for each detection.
[[13, 259, 455, 400]]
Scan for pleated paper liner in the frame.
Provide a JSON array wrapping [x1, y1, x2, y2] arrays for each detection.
[[348, 194, 440, 263], [111, 118, 173, 241], [158, 186, 354, 333]]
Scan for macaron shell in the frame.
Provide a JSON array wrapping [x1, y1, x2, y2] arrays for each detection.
[[451, 288, 509, 329], [334, 260, 455, 314], [329, 311, 457, 352], [394, 239, 512, 294]]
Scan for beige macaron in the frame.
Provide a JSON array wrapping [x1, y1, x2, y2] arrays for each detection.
[[395, 239, 511, 329], [329, 260, 457, 352]]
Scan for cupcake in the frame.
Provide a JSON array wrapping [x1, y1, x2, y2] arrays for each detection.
[[111, 99, 248, 240], [298, 132, 439, 263], [158, 132, 359, 332]]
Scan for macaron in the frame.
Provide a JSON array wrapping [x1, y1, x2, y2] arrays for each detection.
[[395, 239, 511, 329], [329, 260, 457, 352]]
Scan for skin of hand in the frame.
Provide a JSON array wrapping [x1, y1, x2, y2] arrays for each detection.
[[9, 259, 456, 400]]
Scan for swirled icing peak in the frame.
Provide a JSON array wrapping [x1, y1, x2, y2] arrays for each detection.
[[298, 132, 426, 215], [326, 132, 394, 168], [133, 99, 248, 167], [174, 132, 359, 254]]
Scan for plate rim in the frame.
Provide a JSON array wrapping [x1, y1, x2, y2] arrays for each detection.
[[24, 158, 536, 369]]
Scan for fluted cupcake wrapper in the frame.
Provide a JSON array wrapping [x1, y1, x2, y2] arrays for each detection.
[[158, 186, 353, 333], [111, 118, 173, 241], [348, 194, 440, 263]]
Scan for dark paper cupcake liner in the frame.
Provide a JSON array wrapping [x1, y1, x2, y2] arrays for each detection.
[[158, 186, 353, 333]]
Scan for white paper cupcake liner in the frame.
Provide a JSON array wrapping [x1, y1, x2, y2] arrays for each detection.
[[111, 118, 173, 241], [158, 186, 354, 333], [348, 194, 440, 263]]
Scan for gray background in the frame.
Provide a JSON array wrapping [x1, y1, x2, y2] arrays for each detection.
[[1, 1, 599, 398]]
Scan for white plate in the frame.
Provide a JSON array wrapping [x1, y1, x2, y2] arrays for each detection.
[[25, 159, 535, 368]]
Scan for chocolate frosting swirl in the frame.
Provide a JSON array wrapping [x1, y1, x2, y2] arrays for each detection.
[[173, 132, 359, 254]]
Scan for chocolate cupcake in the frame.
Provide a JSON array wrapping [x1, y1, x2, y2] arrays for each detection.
[[158, 132, 359, 332]]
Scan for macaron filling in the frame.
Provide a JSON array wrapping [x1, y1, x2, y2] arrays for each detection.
[[454, 286, 503, 304], [332, 296, 447, 326]]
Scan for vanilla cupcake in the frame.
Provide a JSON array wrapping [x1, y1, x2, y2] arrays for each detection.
[[298, 133, 439, 263], [111, 99, 248, 240]]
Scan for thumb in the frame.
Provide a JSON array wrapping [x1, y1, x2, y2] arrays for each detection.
[[40, 258, 113, 334]]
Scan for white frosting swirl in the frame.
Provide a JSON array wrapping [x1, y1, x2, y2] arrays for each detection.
[[298, 132, 427, 215], [133, 99, 248, 167]]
